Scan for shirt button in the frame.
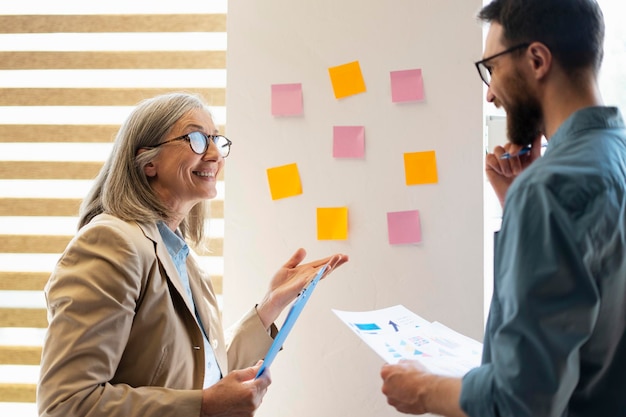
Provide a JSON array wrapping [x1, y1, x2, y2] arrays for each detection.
[[212, 339, 219, 350]]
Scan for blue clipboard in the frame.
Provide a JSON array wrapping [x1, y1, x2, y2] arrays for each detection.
[[255, 263, 328, 378]]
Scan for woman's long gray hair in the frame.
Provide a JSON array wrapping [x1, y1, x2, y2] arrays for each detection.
[[79, 92, 210, 246]]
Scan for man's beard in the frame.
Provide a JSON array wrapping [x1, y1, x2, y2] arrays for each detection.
[[505, 73, 543, 147]]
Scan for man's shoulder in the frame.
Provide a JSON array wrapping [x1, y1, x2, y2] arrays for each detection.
[[507, 131, 626, 215]]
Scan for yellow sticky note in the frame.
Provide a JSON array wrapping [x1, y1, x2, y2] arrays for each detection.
[[328, 61, 367, 99], [317, 207, 349, 240], [266, 163, 302, 200], [404, 150, 438, 185]]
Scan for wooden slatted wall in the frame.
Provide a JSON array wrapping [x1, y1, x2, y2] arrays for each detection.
[[0, 12, 227, 407]]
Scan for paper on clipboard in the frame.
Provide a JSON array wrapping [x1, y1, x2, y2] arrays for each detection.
[[255, 263, 329, 378]]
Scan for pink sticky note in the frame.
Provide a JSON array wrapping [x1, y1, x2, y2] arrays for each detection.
[[387, 210, 422, 245], [271, 83, 303, 116], [390, 69, 424, 103], [333, 126, 365, 158]]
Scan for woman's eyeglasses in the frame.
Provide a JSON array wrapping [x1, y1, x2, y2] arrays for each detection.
[[151, 131, 232, 158]]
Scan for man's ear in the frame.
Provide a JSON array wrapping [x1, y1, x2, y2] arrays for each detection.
[[527, 42, 552, 82], [137, 148, 157, 177]]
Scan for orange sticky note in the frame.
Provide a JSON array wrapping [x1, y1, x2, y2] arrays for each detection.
[[404, 151, 438, 185], [317, 207, 348, 240], [328, 61, 367, 99], [266, 163, 302, 200]]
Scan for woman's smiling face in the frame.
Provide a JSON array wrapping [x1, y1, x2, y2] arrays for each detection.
[[144, 107, 224, 216]]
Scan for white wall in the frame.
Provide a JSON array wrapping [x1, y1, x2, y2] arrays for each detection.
[[224, 1, 484, 416]]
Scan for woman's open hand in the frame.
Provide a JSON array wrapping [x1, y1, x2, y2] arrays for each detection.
[[256, 248, 348, 329]]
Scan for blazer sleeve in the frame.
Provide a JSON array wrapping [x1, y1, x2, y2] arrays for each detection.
[[224, 307, 278, 371], [37, 220, 203, 417]]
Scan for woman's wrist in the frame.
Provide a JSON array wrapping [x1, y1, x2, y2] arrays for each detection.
[[255, 297, 279, 330]]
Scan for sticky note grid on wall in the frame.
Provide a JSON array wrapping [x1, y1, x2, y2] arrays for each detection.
[[267, 61, 435, 243]]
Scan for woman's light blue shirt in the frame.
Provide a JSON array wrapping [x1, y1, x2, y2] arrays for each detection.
[[157, 221, 222, 388]]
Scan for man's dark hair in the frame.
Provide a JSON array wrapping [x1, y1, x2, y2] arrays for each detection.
[[479, 0, 605, 75]]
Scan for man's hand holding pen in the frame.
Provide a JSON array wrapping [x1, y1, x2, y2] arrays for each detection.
[[485, 135, 543, 208]]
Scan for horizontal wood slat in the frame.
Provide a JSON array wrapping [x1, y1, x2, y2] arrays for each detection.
[[0, 198, 224, 217], [0, 14, 226, 33], [0, 125, 119, 143], [0, 308, 47, 328], [0, 51, 226, 70], [0, 161, 103, 180], [0, 383, 36, 403], [0, 345, 42, 365], [0, 124, 227, 143], [0, 198, 80, 216], [0, 235, 73, 254], [0, 163, 225, 181], [0, 234, 224, 255], [0, 272, 49, 291], [0, 88, 225, 107]]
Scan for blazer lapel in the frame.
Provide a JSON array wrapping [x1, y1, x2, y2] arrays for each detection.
[[187, 253, 228, 372], [138, 222, 197, 319]]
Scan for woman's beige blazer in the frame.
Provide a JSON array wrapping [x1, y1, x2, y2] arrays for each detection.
[[37, 213, 275, 417]]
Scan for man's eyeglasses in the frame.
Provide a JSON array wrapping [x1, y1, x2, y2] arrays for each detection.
[[151, 131, 232, 158], [474, 43, 530, 87]]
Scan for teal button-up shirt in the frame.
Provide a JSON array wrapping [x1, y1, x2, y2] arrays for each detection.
[[461, 107, 626, 417]]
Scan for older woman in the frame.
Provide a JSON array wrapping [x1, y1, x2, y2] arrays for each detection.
[[37, 92, 347, 417]]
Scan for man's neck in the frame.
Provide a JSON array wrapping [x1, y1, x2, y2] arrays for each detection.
[[541, 74, 603, 139]]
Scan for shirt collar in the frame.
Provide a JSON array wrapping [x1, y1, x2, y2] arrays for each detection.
[[547, 106, 625, 154], [156, 221, 189, 259]]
